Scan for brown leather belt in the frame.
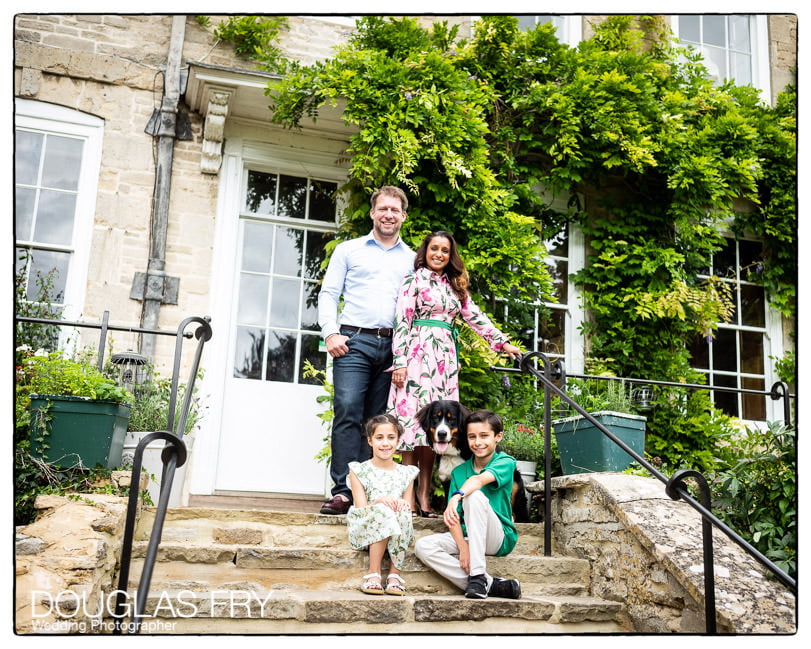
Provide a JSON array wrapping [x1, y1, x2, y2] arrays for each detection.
[[341, 325, 394, 337]]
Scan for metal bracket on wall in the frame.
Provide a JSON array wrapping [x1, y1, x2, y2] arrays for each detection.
[[130, 271, 180, 305]]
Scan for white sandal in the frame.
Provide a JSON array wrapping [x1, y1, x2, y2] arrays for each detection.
[[361, 572, 384, 595], [385, 573, 406, 596]]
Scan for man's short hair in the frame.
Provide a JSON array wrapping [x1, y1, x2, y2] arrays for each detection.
[[370, 186, 408, 212]]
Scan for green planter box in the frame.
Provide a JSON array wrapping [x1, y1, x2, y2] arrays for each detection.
[[29, 394, 131, 469], [553, 411, 646, 475]]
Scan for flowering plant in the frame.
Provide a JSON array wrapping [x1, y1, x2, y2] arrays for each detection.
[[500, 422, 545, 464], [15, 346, 133, 433]]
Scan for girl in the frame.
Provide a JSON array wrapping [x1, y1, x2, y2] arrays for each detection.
[[388, 231, 521, 516], [346, 413, 420, 595]]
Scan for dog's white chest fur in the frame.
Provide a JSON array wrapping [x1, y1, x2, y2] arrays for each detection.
[[436, 446, 464, 482]]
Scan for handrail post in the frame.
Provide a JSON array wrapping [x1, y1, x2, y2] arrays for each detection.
[[666, 470, 717, 634], [770, 381, 792, 429], [167, 316, 212, 436], [520, 351, 562, 556], [113, 432, 186, 634], [542, 356, 553, 556], [97, 310, 110, 371]]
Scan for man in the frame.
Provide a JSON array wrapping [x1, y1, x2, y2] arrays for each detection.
[[317, 186, 415, 515]]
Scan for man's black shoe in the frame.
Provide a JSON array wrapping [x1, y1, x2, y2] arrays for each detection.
[[320, 495, 351, 515], [464, 574, 488, 599], [488, 577, 521, 599]]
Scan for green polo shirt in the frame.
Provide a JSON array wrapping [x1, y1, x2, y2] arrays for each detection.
[[449, 451, 518, 556]]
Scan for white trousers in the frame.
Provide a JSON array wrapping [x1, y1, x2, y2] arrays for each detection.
[[414, 491, 505, 591]]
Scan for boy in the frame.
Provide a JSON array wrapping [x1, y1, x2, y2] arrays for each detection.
[[414, 410, 521, 599]]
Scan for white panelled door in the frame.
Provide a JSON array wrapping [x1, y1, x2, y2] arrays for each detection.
[[213, 169, 336, 495]]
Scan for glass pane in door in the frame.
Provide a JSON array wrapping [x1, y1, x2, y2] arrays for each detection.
[[233, 172, 336, 383]]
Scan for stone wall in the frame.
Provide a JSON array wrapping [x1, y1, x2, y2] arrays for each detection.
[[549, 473, 796, 634], [15, 472, 144, 634], [15, 15, 212, 373], [768, 14, 798, 103]]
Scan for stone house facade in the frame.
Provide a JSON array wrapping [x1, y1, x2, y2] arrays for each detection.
[[13, 14, 797, 504]]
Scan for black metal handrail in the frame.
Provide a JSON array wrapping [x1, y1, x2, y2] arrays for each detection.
[[113, 315, 212, 634], [16, 310, 196, 372], [15, 310, 211, 633], [493, 351, 796, 634], [556, 371, 795, 429]]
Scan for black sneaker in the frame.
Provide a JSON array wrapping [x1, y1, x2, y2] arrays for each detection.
[[488, 577, 521, 599], [464, 574, 488, 599]]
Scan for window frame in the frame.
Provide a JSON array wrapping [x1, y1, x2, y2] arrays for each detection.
[[230, 141, 344, 386], [691, 235, 784, 423], [501, 191, 586, 375], [473, 15, 583, 46], [518, 15, 582, 45], [14, 99, 104, 325], [672, 14, 771, 101]]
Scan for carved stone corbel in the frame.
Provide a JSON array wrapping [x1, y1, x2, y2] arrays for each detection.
[[201, 88, 233, 174]]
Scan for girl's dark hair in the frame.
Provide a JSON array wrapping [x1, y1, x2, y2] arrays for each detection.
[[364, 413, 404, 439], [414, 231, 469, 302], [465, 409, 504, 435]]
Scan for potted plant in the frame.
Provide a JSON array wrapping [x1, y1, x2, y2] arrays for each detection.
[[552, 377, 646, 475], [121, 370, 206, 506], [500, 422, 545, 482], [17, 347, 133, 469]]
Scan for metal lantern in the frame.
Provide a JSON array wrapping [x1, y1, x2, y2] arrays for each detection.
[[110, 351, 150, 395], [631, 384, 655, 411]]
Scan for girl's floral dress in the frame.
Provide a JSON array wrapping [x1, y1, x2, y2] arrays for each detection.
[[387, 267, 510, 450], [345, 460, 420, 569]]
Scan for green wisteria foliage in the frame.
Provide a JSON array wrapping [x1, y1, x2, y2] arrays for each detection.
[[265, 15, 796, 464]]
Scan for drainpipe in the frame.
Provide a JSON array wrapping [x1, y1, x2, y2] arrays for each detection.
[[133, 15, 187, 359]]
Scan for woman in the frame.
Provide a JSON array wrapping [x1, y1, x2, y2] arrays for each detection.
[[387, 231, 521, 516]]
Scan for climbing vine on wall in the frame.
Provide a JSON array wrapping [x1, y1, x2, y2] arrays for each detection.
[[235, 15, 795, 465]]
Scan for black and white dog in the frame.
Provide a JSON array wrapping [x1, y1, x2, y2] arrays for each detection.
[[416, 399, 471, 482], [416, 399, 529, 522]]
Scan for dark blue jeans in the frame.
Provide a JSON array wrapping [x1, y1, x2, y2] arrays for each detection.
[[329, 329, 393, 500]]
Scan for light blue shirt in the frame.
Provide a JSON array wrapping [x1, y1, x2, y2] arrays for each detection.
[[318, 232, 415, 339]]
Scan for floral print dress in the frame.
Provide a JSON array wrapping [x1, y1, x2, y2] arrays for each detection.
[[387, 267, 509, 450], [345, 460, 419, 569]]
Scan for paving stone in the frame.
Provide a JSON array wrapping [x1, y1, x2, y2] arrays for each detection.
[[212, 527, 263, 545], [413, 596, 556, 622]]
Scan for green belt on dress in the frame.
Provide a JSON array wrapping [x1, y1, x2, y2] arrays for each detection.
[[414, 318, 460, 356]]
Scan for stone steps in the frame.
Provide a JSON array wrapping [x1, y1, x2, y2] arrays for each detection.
[[133, 589, 626, 634], [128, 548, 592, 597], [124, 507, 628, 633]]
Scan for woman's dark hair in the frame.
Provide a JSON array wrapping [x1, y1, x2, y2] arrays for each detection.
[[364, 413, 404, 439], [414, 231, 469, 302], [465, 409, 504, 435]]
